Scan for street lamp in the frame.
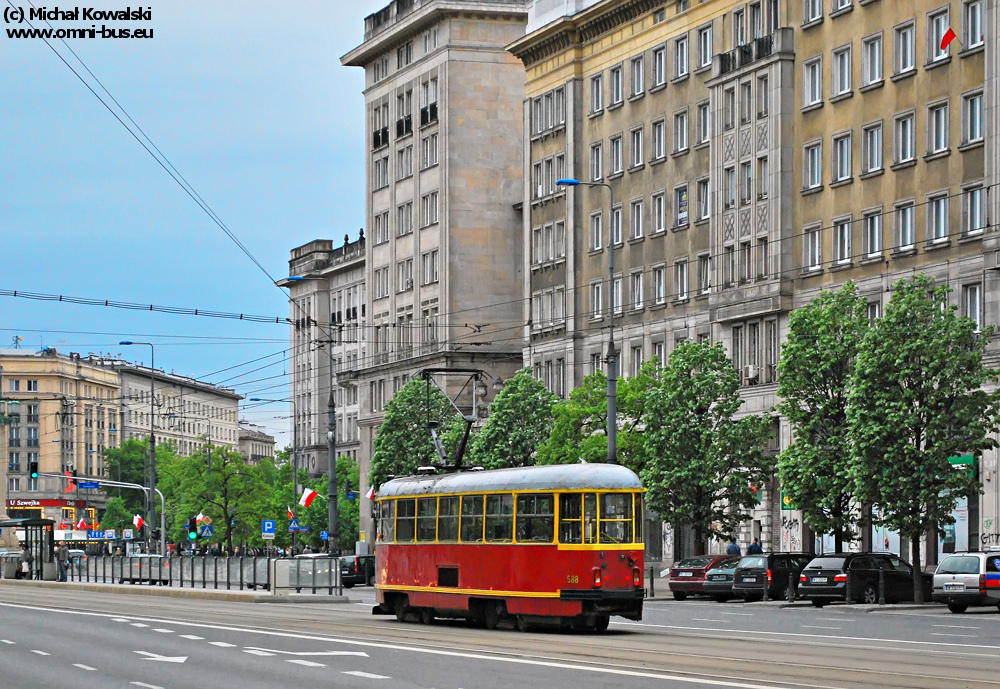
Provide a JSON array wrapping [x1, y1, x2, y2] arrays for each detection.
[[556, 178, 618, 465], [119, 341, 158, 550], [250, 397, 299, 550]]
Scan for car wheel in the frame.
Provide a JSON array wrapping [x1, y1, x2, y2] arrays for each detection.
[[593, 615, 610, 633], [672, 592, 687, 601], [811, 600, 826, 608], [367, 574, 375, 587], [777, 584, 789, 601], [862, 585, 878, 605], [948, 603, 969, 614], [712, 595, 730, 603], [344, 583, 354, 589]]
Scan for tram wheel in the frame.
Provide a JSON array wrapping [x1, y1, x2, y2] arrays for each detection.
[[394, 596, 409, 623], [593, 615, 610, 632], [484, 602, 503, 630], [516, 615, 529, 632], [419, 608, 434, 625]]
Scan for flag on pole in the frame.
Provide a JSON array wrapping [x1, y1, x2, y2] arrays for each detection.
[[287, 505, 294, 520], [196, 513, 206, 524], [133, 514, 145, 531], [940, 27, 957, 50], [365, 485, 375, 500], [75, 517, 86, 530], [299, 487, 318, 508]]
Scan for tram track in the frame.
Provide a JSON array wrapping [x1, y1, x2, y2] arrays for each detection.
[[3, 587, 997, 689]]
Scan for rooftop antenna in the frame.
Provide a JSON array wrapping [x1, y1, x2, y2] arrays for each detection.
[[11, 335, 22, 349]]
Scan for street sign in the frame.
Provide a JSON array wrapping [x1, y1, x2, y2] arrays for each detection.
[[87, 530, 105, 539], [262, 532, 275, 540], [200, 525, 214, 537], [261, 519, 276, 535], [105, 529, 116, 540], [346, 492, 357, 500], [201, 516, 212, 526], [123, 529, 134, 540], [320, 531, 329, 541], [288, 518, 300, 532], [78, 481, 100, 489], [298, 526, 309, 532]]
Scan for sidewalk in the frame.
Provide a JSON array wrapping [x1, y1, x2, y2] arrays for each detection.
[[0, 578, 353, 604]]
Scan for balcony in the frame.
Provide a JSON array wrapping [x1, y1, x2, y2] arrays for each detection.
[[718, 35, 774, 76], [372, 126, 390, 150], [396, 115, 412, 138], [420, 102, 438, 127]]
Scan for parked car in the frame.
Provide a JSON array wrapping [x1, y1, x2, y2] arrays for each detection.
[[340, 554, 376, 588], [932, 550, 1000, 613], [120, 554, 169, 585], [798, 553, 931, 606], [667, 555, 732, 600], [68, 549, 87, 576], [703, 556, 742, 602], [732, 552, 814, 601]]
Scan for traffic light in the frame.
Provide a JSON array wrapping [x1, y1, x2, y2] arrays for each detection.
[[344, 478, 353, 495], [29, 460, 39, 479], [187, 517, 198, 540], [151, 528, 161, 541]]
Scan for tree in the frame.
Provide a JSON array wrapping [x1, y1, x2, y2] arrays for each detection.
[[642, 341, 772, 552], [469, 368, 557, 469], [848, 274, 999, 602], [102, 438, 156, 515], [776, 282, 868, 550], [100, 496, 132, 533], [369, 378, 465, 489]]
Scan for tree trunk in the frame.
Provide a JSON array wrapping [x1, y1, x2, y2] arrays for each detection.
[[911, 534, 924, 604], [834, 530, 843, 552]]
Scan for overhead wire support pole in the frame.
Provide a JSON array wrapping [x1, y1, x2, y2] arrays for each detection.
[[119, 341, 158, 552]]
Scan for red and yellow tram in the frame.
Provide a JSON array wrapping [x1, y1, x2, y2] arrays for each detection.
[[373, 464, 645, 631]]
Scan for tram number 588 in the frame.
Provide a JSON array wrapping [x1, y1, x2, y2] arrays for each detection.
[[566, 574, 579, 584]]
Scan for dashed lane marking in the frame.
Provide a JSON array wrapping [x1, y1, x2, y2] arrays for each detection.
[[343, 671, 391, 679], [800, 626, 840, 630], [179, 635, 204, 640], [112, 618, 129, 622], [153, 629, 174, 634], [929, 633, 977, 638], [1, 640, 14, 645], [244, 647, 368, 657], [287, 659, 325, 667], [73, 664, 96, 671], [209, 642, 236, 648], [130, 683, 164, 689], [933, 625, 980, 629], [243, 650, 275, 656], [31, 650, 50, 656], [131, 623, 149, 628], [719, 612, 754, 616]]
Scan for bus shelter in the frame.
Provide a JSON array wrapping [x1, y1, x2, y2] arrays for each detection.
[[0, 518, 55, 580]]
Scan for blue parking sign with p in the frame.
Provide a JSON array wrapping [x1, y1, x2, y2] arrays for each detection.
[[262, 519, 276, 535]]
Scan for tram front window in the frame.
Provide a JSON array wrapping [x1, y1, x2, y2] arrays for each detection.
[[378, 500, 394, 542], [516, 493, 554, 542], [599, 493, 633, 543], [460, 495, 484, 542]]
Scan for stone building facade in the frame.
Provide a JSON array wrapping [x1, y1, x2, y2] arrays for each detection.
[[239, 423, 276, 465]]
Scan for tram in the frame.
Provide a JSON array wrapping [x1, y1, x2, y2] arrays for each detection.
[[372, 463, 645, 631]]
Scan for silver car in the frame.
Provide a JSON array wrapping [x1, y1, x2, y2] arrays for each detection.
[[931, 550, 1000, 613]]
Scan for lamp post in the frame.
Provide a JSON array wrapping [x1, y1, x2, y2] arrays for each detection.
[[119, 341, 157, 550], [556, 178, 618, 465], [250, 397, 298, 550]]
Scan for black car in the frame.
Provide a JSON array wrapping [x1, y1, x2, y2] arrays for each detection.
[[731, 552, 814, 601], [703, 556, 742, 602], [340, 554, 375, 588], [798, 552, 932, 606]]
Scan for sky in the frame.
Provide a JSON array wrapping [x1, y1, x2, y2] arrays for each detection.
[[0, 0, 385, 447]]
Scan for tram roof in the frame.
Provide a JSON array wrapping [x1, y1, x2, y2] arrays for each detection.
[[376, 463, 643, 498]]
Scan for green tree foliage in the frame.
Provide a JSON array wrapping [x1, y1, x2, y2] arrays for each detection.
[[642, 341, 772, 551], [469, 368, 558, 469], [848, 274, 999, 602], [369, 378, 465, 489], [102, 438, 170, 515], [777, 282, 868, 549], [99, 496, 132, 533]]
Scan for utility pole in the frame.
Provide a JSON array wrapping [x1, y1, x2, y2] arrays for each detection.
[[327, 390, 338, 554]]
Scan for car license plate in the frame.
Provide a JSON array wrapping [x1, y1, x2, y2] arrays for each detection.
[[742, 577, 757, 583], [812, 577, 828, 584], [678, 572, 694, 577], [944, 583, 966, 591]]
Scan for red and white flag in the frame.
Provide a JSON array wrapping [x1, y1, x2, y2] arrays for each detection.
[[365, 485, 375, 500], [940, 27, 957, 50], [195, 513, 206, 524], [299, 487, 318, 508], [133, 514, 145, 531], [287, 505, 294, 520], [75, 518, 86, 530]]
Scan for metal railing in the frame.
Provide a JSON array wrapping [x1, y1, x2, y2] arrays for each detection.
[[718, 35, 775, 75]]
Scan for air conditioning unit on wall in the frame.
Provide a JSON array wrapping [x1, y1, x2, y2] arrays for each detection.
[[743, 364, 759, 382]]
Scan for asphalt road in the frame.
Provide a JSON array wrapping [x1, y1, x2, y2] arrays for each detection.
[[2, 585, 999, 689]]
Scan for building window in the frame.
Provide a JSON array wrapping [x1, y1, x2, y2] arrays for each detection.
[[803, 58, 822, 106], [630, 198, 644, 239], [832, 46, 851, 95], [805, 226, 821, 270], [965, 185, 986, 235], [610, 65, 623, 105], [896, 202, 915, 249], [590, 143, 603, 181], [964, 284, 982, 330], [420, 133, 439, 168], [835, 217, 852, 264], [698, 25, 713, 67], [631, 127, 644, 167], [397, 259, 414, 291], [928, 101, 949, 153], [675, 185, 689, 226], [555, 221, 566, 258], [724, 87, 736, 129], [867, 301, 882, 325], [804, 0, 822, 23], [696, 102, 710, 144], [652, 266, 666, 304], [740, 241, 752, 284], [652, 46, 666, 86], [612, 277, 623, 314], [630, 271, 644, 309], [652, 119, 666, 159], [373, 267, 390, 299], [864, 211, 882, 256], [373, 56, 389, 83], [740, 162, 753, 203], [396, 41, 412, 68], [725, 167, 736, 208], [732, 325, 744, 374], [757, 238, 769, 277], [675, 36, 689, 77], [397, 201, 413, 236], [833, 133, 851, 182], [928, 194, 949, 241], [611, 205, 623, 244], [804, 143, 822, 189], [928, 9, 950, 62], [963, 91, 984, 144], [630, 347, 643, 378], [697, 178, 710, 219], [724, 245, 736, 285], [734, 9, 747, 47], [834, 0, 851, 10], [697, 254, 711, 293], [610, 136, 623, 174], [740, 81, 752, 123], [630, 56, 645, 96], [894, 22, 915, 74], [965, 0, 984, 47], [894, 112, 915, 163], [675, 260, 689, 300], [8, 380, 18, 392], [590, 211, 603, 250], [863, 122, 882, 173], [420, 191, 439, 227], [421, 250, 439, 284], [757, 157, 769, 198], [862, 35, 883, 85], [26, 380, 37, 392], [590, 281, 603, 319], [750, 2, 763, 38], [590, 74, 604, 113], [767, 0, 779, 32], [373, 156, 389, 189], [673, 110, 688, 152], [652, 192, 666, 233], [757, 75, 769, 116]]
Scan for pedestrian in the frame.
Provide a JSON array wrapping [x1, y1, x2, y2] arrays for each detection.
[[747, 537, 764, 555], [56, 542, 70, 582], [725, 540, 741, 556], [16, 544, 33, 580]]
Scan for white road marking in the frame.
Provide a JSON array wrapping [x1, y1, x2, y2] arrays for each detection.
[[287, 659, 325, 667], [1, 640, 14, 645], [31, 650, 50, 656], [343, 671, 391, 679], [130, 623, 149, 628], [800, 626, 840, 630], [209, 641, 236, 647], [245, 647, 368, 657], [929, 633, 977, 638], [243, 649, 275, 656], [135, 651, 188, 663], [691, 618, 722, 622], [933, 624, 980, 629], [816, 618, 847, 622], [73, 664, 96, 671], [179, 634, 204, 640], [152, 629, 174, 633], [719, 612, 754, 616], [112, 618, 129, 622], [130, 683, 164, 689]]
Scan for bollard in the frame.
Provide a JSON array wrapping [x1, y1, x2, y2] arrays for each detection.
[[878, 568, 885, 606], [762, 576, 769, 602], [649, 565, 655, 598], [845, 568, 853, 605], [214, 557, 218, 590], [787, 572, 796, 602]]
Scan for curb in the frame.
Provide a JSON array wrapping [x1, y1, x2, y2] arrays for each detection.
[[0, 579, 352, 604]]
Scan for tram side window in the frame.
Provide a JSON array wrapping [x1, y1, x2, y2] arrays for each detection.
[[584, 493, 598, 544], [634, 493, 644, 543], [378, 500, 394, 542], [417, 497, 437, 542], [516, 493, 554, 543], [599, 493, 633, 544], [485, 494, 514, 542], [559, 494, 582, 544], [396, 498, 416, 542], [460, 495, 484, 542], [438, 496, 459, 541]]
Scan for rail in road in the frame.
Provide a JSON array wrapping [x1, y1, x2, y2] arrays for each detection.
[[1, 587, 998, 689]]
